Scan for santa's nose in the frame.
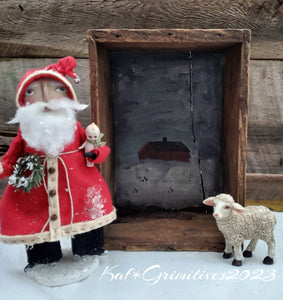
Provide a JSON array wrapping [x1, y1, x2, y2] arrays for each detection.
[[42, 83, 49, 103]]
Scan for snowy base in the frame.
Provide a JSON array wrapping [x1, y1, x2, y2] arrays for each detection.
[[25, 249, 99, 286]]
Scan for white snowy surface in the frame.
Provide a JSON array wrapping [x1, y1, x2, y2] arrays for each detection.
[[115, 158, 222, 209], [0, 212, 282, 300], [25, 250, 99, 287]]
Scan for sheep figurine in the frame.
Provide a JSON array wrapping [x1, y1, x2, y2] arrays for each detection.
[[203, 193, 276, 267]]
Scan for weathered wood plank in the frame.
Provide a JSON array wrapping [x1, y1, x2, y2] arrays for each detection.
[[0, 0, 282, 59], [247, 60, 283, 174], [104, 211, 224, 251], [246, 173, 283, 211], [249, 60, 283, 128], [222, 43, 249, 206], [88, 28, 248, 50], [0, 134, 14, 156], [89, 41, 115, 199], [247, 126, 283, 174]]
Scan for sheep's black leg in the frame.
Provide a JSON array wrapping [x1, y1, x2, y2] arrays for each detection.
[[263, 256, 274, 265], [223, 252, 232, 259], [243, 250, 253, 258], [244, 238, 258, 258], [232, 259, 242, 267]]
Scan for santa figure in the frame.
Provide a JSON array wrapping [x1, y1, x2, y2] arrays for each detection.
[[0, 57, 116, 273]]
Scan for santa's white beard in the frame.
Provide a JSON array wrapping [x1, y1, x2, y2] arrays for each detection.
[[9, 99, 88, 156]]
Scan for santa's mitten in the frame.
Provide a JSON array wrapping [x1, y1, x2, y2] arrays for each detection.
[[84, 152, 98, 160]]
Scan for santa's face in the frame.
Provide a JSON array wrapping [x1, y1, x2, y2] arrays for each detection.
[[23, 78, 69, 105], [10, 78, 87, 156]]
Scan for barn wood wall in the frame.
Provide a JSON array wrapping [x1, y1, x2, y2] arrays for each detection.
[[0, 0, 282, 208]]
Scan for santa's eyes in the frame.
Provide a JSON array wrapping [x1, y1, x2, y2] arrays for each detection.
[[56, 86, 67, 93], [24, 86, 66, 96], [25, 89, 35, 96]]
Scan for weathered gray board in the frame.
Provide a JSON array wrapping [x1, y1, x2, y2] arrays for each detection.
[[110, 50, 224, 209]]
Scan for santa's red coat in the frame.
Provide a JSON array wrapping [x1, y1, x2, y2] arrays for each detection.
[[0, 121, 116, 245]]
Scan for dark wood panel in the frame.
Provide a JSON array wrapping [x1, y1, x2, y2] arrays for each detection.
[[104, 211, 225, 251], [0, 0, 282, 59], [88, 28, 246, 49], [222, 43, 250, 206]]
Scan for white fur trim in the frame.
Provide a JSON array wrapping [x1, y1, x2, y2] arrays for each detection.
[[0, 208, 117, 246], [0, 162, 3, 175], [15, 70, 77, 108]]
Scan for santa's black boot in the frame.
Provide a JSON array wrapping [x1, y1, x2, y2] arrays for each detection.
[[72, 227, 105, 256], [25, 241, 63, 272]]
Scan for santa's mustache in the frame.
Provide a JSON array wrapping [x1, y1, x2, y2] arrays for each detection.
[[8, 98, 88, 124]]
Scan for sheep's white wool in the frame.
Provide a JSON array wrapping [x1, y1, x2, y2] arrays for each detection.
[[9, 99, 87, 156], [216, 206, 276, 243], [214, 193, 234, 204]]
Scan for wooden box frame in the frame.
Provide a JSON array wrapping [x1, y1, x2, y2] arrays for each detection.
[[87, 29, 250, 251]]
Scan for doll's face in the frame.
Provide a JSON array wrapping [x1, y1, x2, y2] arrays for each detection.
[[86, 128, 100, 141], [23, 78, 68, 105]]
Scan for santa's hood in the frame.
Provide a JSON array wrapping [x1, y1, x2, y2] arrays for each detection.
[[15, 56, 80, 108]]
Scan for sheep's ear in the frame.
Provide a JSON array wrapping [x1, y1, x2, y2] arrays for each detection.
[[203, 197, 215, 206], [233, 203, 245, 213]]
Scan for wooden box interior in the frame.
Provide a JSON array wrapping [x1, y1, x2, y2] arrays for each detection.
[[87, 29, 250, 251]]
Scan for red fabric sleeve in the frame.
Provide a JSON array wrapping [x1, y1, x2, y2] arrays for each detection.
[[90, 145, 111, 164], [0, 130, 24, 179]]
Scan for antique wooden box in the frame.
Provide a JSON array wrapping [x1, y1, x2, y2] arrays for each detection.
[[87, 29, 250, 251]]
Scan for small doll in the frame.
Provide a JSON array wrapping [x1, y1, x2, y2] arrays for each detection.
[[79, 123, 106, 167]]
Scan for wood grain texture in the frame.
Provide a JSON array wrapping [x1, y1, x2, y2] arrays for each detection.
[[222, 42, 250, 206], [247, 60, 283, 174], [104, 211, 225, 251], [0, 0, 282, 59], [247, 126, 283, 174], [92, 43, 114, 199], [249, 60, 283, 128], [246, 173, 283, 211], [88, 28, 247, 51]]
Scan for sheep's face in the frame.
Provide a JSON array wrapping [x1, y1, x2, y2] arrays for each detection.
[[203, 194, 245, 221], [212, 200, 233, 220]]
